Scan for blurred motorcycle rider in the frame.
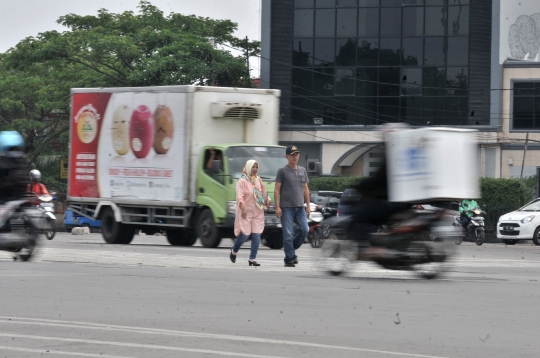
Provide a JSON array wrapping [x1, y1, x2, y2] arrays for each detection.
[[348, 124, 409, 258], [27, 169, 50, 196], [459, 199, 479, 228], [0, 131, 30, 231]]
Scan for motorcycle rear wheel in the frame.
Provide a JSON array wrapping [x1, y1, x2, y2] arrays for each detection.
[[310, 227, 322, 248], [317, 240, 354, 276], [45, 218, 56, 240], [475, 231, 485, 246], [414, 243, 448, 280]]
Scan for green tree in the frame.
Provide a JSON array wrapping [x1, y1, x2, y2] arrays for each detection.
[[0, 1, 259, 191]]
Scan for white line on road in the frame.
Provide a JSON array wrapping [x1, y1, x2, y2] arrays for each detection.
[[0, 332, 288, 358], [0, 345, 135, 358], [0, 316, 451, 358]]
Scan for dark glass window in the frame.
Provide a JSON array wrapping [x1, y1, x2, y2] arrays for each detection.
[[423, 97, 446, 125], [445, 97, 468, 125], [314, 39, 335, 65], [337, 0, 357, 6], [316, 0, 336, 7], [381, 0, 401, 6], [356, 67, 378, 96], [379, 97, 400, 123], [294, 10, 314, 37], [293, 39, 314, 66], [357, 38, 379, 65], [426, 0, 446, 5], [358, 8, 379, 36], [401, 68, 422, 96], [448, 6, 469, 35], [334, 97, 358, 124], [401, 97, 423, 124], [358, 0, 379, 6], [292, 68, 314, 96], [295, 0, 315, 7], [292, 97, 314, 125], [447, 37, 468, 66], [335, 68, 356, 95], [357, 97, 378, 124], [403, 0, 424, 4], [423, 67, 446, 96], [513, 82, 540, 130], [337, 9, 357, 37], [425, 7, 447, 36], [424, 37, 445, 66], [311, 97, 336, 124], [379, 67, 400, 96], [315, 9, 336, 37], [403, 6, 424, 36], [336, 38, 357, 65], [379, 38, 401, 66], [314, 68, 335, 95], [446, 67, 468, 96], [402, 37, 423, 66], [380, 8, 401, 37]]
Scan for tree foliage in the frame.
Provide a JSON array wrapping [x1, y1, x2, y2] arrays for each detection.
[[0, 1, 259, 191]]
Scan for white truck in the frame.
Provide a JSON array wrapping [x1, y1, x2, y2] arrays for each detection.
[[67, 85, 286, 248]]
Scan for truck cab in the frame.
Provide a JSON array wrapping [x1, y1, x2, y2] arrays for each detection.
[[195, 144, 286, 249]]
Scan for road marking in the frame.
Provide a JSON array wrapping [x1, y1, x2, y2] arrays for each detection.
[[0, 317, 450, 358], [0, 333, 287, 358], [0, 345, 135, 358]]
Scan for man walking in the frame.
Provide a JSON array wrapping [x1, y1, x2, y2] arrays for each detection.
[[275, 145, 310, 267]]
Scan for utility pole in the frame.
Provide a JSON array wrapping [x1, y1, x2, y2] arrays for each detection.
[[208, 37, 215, 86], [245, 36, 250, 87], [520, 132, 529, 185]]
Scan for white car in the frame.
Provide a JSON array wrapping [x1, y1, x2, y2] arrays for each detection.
[[497, 199, 540, 245]]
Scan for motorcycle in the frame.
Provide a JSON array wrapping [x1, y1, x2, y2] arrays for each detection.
[[452, 209, 486, 246], [37, 194, 56, 240], [318, 208, 452, 279], [307, 210, 324, 248], [0, 197, 47, 261]]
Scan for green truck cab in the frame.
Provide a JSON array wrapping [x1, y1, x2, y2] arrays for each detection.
[[195, 144, 287, 249]]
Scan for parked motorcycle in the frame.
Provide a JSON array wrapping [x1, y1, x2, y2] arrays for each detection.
[[37, 194, 56, 240], [452, 208, 486, 246], [0, 197, 46, 261], [318, 208, 451, 279], [307, 210, 324, 248]]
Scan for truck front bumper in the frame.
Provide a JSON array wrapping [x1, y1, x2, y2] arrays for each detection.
[[224, 213, 282, 229]]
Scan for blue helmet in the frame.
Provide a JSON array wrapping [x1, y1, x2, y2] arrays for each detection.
[[0, 131, 24, 156]]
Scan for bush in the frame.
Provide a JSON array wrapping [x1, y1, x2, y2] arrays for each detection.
[[479, 176, 537, 211], [308, 176, 361, 192]]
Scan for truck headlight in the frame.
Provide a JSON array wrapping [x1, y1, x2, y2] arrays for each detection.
[[521, 215, 535, 224], [227, 201, 237, 214]]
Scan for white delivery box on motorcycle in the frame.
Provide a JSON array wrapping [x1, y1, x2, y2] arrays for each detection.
[[386, 127, 479, 203]]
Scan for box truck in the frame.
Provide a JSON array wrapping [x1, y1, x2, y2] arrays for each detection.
[[67, 85, 285, 249]]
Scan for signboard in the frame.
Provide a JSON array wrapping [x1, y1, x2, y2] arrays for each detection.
[[500, 0, 540, 63], [60, 158, 69, 179]]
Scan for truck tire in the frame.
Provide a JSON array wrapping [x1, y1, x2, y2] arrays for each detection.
[[197, 209, 221, 248], [262, 231, 284, 250], [101, 208, 133, 244], [166, 229, 196, 246]]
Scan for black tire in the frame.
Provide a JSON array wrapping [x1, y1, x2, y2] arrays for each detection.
[[311, 227, 322, 248], [262, 231, 284, 249], [475, 230, 485, 246], [101, 207, 129, 244], [166, 229, 198, 246], [502, 239, 518, 245], [533, 227, 540, 246], [197, 209, 221, 248], [45, 218, 56, 240], [120, 225, 136, 244], [454, 236, 463, 245]]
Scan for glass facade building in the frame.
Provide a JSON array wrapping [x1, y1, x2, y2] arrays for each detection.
[[274, 0, 482, 126]]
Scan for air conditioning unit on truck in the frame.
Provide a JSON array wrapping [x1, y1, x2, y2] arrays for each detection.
[[67, 85, 285, 249]]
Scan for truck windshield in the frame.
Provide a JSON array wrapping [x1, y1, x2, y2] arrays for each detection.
[[228, 146, 287, 180]]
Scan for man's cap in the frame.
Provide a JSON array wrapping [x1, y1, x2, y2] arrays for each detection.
[[286, 145, 300, 155]]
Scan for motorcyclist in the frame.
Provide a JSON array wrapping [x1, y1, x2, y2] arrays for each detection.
[[0, 131, 30, 204], [459, 199, 479, 228], [27, 169, 50, 196]]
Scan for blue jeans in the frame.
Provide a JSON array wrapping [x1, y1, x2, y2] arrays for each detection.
[[281, 207, 309, 263], [232, 232, 261, 260]]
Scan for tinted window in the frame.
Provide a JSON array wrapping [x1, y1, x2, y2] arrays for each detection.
[[314, 68, 335, 95], [403, 6, 424, 36], [292, 68, 314, 96], [357, 97, 378, 125], [314, 39, 335, 65], [513, 97, 535, 129], [423, 97, 446, 124], [337, 0, 357, 6], [335, 68, 356, 95], [401, 68, 422, 96], [316, 0, 336, 6], [381, 0, 401, 6], [448, 6, 469, 35], [425, 7, 447, 36], [357, 38, 378, 65], [379, 67, 400, 96], [423, 67, 446, 96], [380, 8, 401, 37], [295, 0, 314, 7], [379, 38, 401, 66], [447, 37, 468, 66], [358, 0, 379, 5], [378, 97, 400, 122], [337, 9, 357, 37], [334, 97, 358, 124], [336, 38, 357, 65], [294, 10, 314, 37], [293, 39, 314, 66], [401, 96, 423, 123], [358, 8, 379, 36], [445, 96, 468, 124], [425, 37, 445, 66], [315, 9, 336, 37], [402, 37, 423, 66], [356, 67, 378, 96], [446, 67, 468, 96]]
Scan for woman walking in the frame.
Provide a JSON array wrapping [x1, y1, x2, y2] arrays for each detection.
[[230, 160, 271, 266]]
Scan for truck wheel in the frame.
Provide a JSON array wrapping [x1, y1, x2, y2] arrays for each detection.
[[262, 232, 284, 250], [121, 225, 136, 244], [101, 208, 128, 244], [197, 209, 221, 248]]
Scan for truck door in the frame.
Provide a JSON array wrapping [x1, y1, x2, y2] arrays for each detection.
[[197, 148, 227, 221]]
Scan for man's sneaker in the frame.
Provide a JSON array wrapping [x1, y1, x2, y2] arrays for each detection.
[[293, 255, 298, 264], [284, 262, 295, 267]]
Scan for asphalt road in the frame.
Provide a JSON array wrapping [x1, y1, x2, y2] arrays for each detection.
[[0, 233, 539, 358]]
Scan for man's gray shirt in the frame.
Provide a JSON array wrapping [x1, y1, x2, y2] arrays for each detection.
[[276, 165, 309, 207]]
